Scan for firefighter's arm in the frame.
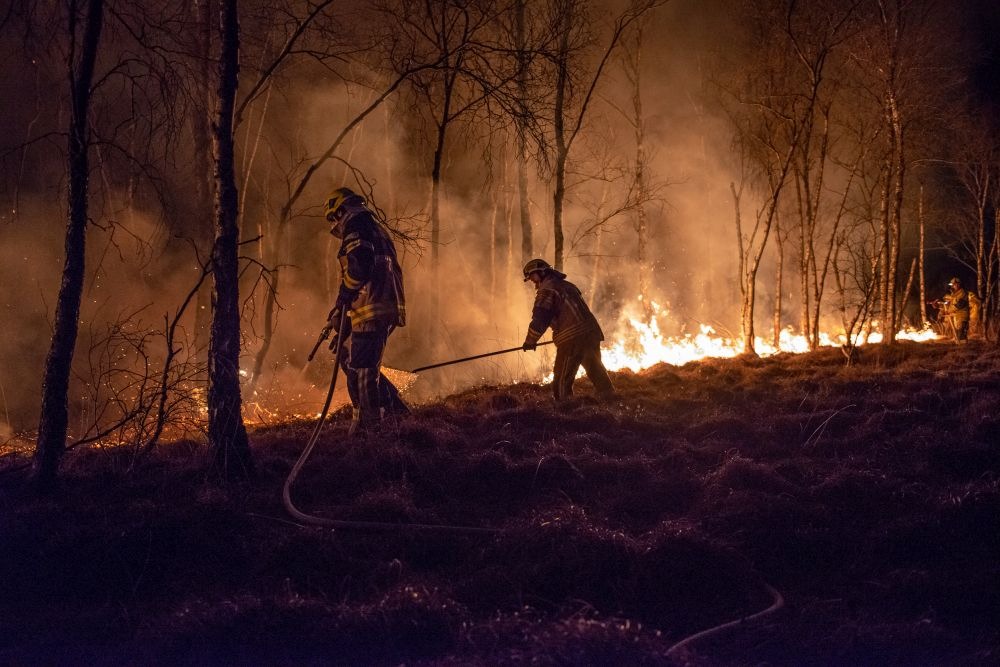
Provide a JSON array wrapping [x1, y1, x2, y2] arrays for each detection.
[[337, 225, 375, 305], [524, 289, 558, 349]]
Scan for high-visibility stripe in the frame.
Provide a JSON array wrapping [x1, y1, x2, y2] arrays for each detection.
[[350, 302, 405, 326], [343, 238, 373, 255]]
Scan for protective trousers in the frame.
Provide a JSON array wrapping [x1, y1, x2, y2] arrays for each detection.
[[551, 335, 615, 401], [338, 322, 408, 424], [950, 314, 970, 342]]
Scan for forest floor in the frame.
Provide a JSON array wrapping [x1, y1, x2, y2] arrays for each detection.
[[1, 340, 999, 665]]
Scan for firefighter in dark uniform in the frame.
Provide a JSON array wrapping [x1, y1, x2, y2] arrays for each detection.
[[521, 258, 616, 401], [932, 277, 970, 343], [325, 187, 409, 434]]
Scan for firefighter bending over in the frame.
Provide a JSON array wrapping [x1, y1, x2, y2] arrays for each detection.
[[325, 187, 409, 435], [521, 259, 617, 401], [932, 277, 971, 343]]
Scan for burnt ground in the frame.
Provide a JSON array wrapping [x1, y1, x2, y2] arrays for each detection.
[[1, 340, 999, 665]]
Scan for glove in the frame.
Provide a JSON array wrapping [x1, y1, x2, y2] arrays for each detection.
[[327, 306, 342, 330], [522, 339, 537, 351], [336, 284, 357, 310]]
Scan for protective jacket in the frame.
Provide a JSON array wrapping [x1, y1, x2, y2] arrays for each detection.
[[941, 287, 970, 323], [524, 271, 604, 347], [335, 205, 406, 328]]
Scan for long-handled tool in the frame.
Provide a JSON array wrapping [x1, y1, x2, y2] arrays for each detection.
[[409, 340, 554, 373]]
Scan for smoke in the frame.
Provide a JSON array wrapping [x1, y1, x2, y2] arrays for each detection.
[[5, 0, 977, 440], [225, 0, 763, 410], [0, 195, 211, 433]]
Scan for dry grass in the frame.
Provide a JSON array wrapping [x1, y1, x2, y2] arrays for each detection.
[[1, 339, 998, 665]]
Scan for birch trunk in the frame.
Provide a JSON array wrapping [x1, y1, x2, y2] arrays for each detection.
[[34, 0, 105, 490], [207, 0, 253, 479]]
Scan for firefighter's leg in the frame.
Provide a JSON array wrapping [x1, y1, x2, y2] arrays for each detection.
[[376, 324, 410, 416], [337, 332, 361, 410], [552, 341, 584, 401], [347, 328, 389, 432], [379, 374, 410, 416], [581, 339, 616, 397], [957, 317, 969, 342]]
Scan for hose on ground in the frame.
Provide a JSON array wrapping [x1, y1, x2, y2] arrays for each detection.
[[665, 575, 784, 659], [281, 309, 497, 536]]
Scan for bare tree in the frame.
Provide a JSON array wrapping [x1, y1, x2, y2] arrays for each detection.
[[207, 0, 253, 480], [730, 136, 797, 355], [847, 0, 959, 341], [946, 114, 999, 336], [624, 23, 653, 315], [545, 0, 662, 270], [918, 182, 927, 324], [33, 0, 105, 490], [390, 0, 515, 320], [514, 0, 534, 262]]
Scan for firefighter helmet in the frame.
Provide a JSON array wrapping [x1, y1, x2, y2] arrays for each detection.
[[522, 258, 553, 282], [949, 276, 962, 288], [325, 187, 364, 222]]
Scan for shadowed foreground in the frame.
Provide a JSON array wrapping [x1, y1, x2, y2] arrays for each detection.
[[2, 340, 998, 665]]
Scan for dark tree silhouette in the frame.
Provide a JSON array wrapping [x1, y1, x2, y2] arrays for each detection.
[[207, 0, 254, 480], [33, 0, 105, 491]]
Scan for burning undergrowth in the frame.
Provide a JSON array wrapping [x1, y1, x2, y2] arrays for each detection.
[[1, 340, 999, 664]]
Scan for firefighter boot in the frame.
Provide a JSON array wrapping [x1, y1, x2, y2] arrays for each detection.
[[348, 408, 381, 437]]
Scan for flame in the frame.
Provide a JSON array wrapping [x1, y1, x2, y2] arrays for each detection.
[[548, 300, 939, 379]]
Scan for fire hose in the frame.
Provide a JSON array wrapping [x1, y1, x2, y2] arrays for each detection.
[[283, 324, 788, 657], [285, 325, 786, 654], [284, 313, 550, 534]]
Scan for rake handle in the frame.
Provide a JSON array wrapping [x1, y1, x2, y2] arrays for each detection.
[[410, 340, 553, 373]]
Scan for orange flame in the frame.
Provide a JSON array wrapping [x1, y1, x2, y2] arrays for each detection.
[[564, 300, 939, 377]]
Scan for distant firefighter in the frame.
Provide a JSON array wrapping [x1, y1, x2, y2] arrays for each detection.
[[521, 258, 617, 401], [324, 187, 409, 435], [931, 277, 971, 343]]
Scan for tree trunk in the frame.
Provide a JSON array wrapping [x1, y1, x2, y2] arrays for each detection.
[[429, 72, 454, 323], [877, 162, 891, 336], [192, 0, 216, 366], [208, 0, 253, 480], [798, 185, 811, 343], [976, 173, 989, 302], [918, 184, 927, 324], [552, 8, 570, 271], [34, 0, 104, 491], [489, 154, 505, 317], [885, 93, 905, 341], [773, 217, 784, 348], [515, 0, 533, 262], [631, 25, 651, 316], [989, 207, 1000, 341], [742, 272, 758, 353], [590, 181, 611, 302], [897, 257, 916, 327]]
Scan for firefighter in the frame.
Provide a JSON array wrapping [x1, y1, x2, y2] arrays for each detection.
[[521, 258, 616, 401], [932, 277, 970, 343], [325, 187, 409, 435]]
